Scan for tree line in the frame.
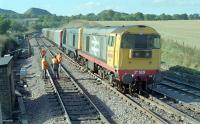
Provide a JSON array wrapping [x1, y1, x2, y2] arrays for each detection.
[[70, 10, 200, 21], [0, 16, 28, 35], [1, 9, 200, 32], [2, 9, 200, 21], [32, 10, 200, 29]]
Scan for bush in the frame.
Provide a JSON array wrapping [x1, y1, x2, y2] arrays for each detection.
[[0, 34, 18, 56], [0, 17, 11, 34]]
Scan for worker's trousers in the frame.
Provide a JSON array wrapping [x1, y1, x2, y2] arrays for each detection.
[[53, 64, 59, 79], [42, 69, 47, 79]]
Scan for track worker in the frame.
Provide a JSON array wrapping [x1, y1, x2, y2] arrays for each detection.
[[41, 48, 46, 58], [52, 55, 59, 79], [41, 57, 48, 79], [56, 53, 63, 72]]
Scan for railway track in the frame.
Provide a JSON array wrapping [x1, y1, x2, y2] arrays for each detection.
[[39, 37, 200, 124], [149, 70, 200, 102], [164, 72, 200, 97], [39, 37, 169, 123], [159, 69, 200, 100], [36, 38, 110, 124], [148, 70, 200, 122], [94, 75, 200, 124]]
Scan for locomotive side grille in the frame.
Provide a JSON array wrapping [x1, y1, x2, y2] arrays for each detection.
[[132, 51, 152, 58]]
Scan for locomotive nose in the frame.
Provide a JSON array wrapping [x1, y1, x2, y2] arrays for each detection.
[[122, 74, 133, 84]]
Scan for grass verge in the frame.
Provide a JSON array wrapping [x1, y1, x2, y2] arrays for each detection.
[[161, 39, 200, 71]]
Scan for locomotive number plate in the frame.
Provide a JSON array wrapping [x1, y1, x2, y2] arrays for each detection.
[[134, 70, 145, 75]]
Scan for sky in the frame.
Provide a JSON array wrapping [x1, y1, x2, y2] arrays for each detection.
[[0, 0, 200, 16]]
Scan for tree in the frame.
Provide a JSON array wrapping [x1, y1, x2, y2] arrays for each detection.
[[97, 9, 115, 20], [10, 21, 27, 32], [173, 14, 188, 20], [181, 14, 188, 20], [134, 12, 144, 21], [32, 23, 42, 31], [159, 13, 172, 20], [144, 14, 157, 20], [189, 14, 200, 20], [129, 14, 136, 20], [0, 16, 11, 34], [86, 13, 97, 20]]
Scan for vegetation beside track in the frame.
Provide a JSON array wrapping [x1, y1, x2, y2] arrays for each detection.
[[161, 39, 200, 71], [0, 34, 18, 56]]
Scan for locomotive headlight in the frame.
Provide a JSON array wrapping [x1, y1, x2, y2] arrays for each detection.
[[145, 51, 152, 58], [145, 52, 150, 57], [135, 52, 139, 57]]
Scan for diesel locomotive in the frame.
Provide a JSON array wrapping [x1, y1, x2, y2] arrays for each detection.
[[42, 25, 161, 93]]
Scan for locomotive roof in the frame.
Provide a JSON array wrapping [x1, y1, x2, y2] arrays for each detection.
[[43, 25, 158, 35], [83, 25, 157, 35]]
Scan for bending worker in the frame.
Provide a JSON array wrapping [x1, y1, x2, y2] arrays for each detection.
[[52, 55, 59, 79], [56, 53, 62, 72], [41, 57, 48, 79]]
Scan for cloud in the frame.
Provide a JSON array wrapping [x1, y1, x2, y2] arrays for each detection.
[[80, 1, 101, 9]]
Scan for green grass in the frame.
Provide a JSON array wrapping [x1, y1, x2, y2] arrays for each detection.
[[161, 39, 200, 71]]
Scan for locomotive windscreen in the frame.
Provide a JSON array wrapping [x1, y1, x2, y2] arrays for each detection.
[[121, 34, 160, 49]]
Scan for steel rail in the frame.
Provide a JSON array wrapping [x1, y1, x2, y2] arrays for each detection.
[[40, 38, 110, 124], [36, 38, 72, 124], [164, 76, 200, 91], [89, 73, 169, 124], [42, 37, 200, 124], [159, 81, 200, 98], [137, 94, 200, 124], [41, 38, 169, 124]]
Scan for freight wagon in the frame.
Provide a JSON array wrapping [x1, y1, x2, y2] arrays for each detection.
[[42, 28, 63, 48]]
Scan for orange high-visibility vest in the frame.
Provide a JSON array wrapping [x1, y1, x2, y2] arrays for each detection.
[[41, 59, 48, 70], [56, 54, 62, 63], [52, 57, 59, 64]]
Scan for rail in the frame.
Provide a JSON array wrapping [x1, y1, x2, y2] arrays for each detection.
[[89, 73, 169, 124], [137, 94, 200, 124], [42, 36, 200, 124], [41, 37, 169, 124], [36, 38, 72, 124], [38, 38, 110, 124]]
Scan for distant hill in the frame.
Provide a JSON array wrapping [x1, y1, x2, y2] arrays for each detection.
[[24, 8, 51, 16], [0, 8, 18, 15]]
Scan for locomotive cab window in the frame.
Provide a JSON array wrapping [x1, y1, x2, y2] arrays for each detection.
[[121, 34, 160, 49]]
